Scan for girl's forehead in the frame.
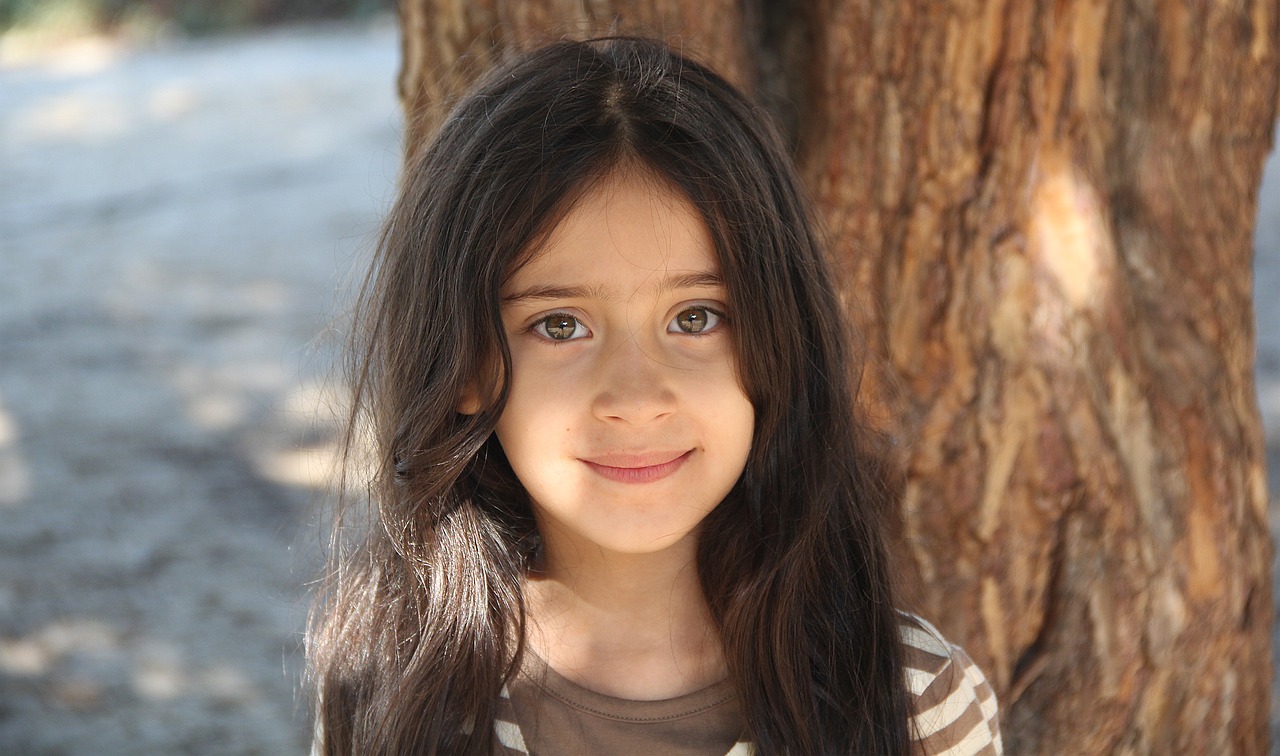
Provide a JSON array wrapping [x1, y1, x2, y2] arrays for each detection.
[[504, 169, 722, 292]]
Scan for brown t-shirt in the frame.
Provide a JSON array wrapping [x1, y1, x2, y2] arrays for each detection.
[[504, 651, 745, 756], [491, 613, 1001, 755]]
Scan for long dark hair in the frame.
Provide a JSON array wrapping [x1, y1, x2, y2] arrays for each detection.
[[308, 36, 911, 754]]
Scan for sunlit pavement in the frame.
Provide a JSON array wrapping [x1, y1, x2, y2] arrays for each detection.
[[0, 19, 399, 752], [0, 17, 1278, 754]]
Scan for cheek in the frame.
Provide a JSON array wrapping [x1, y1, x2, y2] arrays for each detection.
[[503, 354, 572, 417], [494, 355, 584, 465], [678, 364, 754, 461], [681, 355, 752, 410]]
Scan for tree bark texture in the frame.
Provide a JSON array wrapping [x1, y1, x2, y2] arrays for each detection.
[[397, 1, 1278, 752]]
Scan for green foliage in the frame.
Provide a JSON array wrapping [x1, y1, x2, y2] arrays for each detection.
[[0, 0, 392, 36]]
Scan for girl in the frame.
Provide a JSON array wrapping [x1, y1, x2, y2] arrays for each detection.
[[309, 36, 1001, 755]]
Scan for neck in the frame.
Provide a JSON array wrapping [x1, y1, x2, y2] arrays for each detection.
[[523, 528, 725, 700]]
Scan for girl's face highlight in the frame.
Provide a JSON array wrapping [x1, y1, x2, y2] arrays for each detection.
[[495, 169, 755, 565]]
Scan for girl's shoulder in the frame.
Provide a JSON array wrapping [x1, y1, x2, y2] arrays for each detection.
[[898, 612, 1003, 755]]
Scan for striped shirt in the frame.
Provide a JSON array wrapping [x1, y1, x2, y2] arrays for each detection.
[[899, 613, 1002, 754], [492, 613, 1001, 755]]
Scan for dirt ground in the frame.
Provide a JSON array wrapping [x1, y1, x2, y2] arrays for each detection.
[[0, 17, 1277, 755]]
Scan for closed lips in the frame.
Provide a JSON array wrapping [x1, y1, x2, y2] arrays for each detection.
[[582, 450, 690, 468], [580, 450, 693, 482]]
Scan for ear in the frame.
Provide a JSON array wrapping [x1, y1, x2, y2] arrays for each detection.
[[456, 383, 483, 415], [457, 359, 502, 415]]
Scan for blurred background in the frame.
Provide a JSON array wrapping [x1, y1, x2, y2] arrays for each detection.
[[0, 1, 1277, 752], [0, 1, 394, 752]]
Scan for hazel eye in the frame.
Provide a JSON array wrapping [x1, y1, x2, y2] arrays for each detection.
[[532, 313, 590, 341], [669, 306, 723, 334]]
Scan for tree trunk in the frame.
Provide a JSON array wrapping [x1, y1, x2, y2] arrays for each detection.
[[397, 1, 1278, 751]]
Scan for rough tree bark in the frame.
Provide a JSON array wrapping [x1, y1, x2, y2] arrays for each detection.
[[396, 1, 1278, 752]]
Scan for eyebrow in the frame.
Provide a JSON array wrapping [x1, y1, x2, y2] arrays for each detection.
[[501, 272, 725, 304]]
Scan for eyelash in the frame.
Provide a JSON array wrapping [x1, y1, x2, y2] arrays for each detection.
[[668, 305, 725, 336], [527, 312, 590, 342], [524, 306, 727, 343]]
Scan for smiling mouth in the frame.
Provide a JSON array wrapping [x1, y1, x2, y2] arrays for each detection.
[[580, 450, 693, 484]]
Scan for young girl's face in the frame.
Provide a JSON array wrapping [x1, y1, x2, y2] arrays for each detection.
[[493, 168, 755, 564]]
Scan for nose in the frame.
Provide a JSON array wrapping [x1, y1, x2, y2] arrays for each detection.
[[590, 334, 677, 426]]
